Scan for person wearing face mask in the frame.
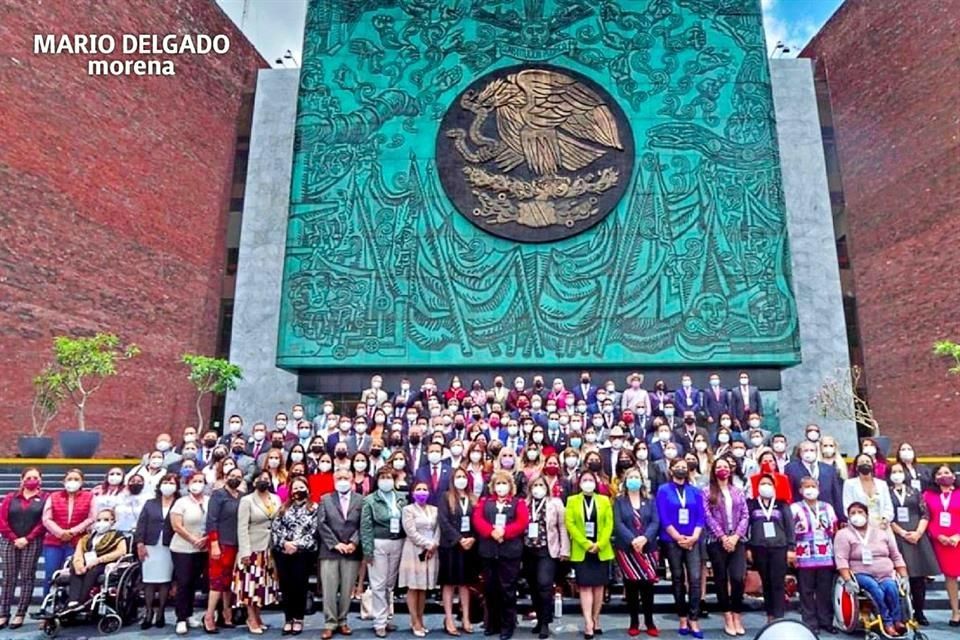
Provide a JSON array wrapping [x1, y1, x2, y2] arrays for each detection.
[[746, 474, 795, 623], [562, 448, 583, 495], [750, 450, 794, 503], [785, 441, 844, 522], [201, 467, 244, 632], [506, 377, 531, 412], [856, 438, 889, 480], [246, 423, 270, 462], [547, 378, 575, 412], [886, 462, 939, 627], [703, 457, 749, 636], [413, 442, 451, 507], [573, 371, 598, 411], [362, 375, 389, 407], [437, 467, 479, 635], [523, 475, 570, 640], [142, 433, 183, 469], [398, 481, 440, 637], [673, 374, 702, 416], [703, 374, 730, 433], [129, 449, 172, 496], [312, 402, 336, 433], [263, 449, 289, 500], [361, 468, 409, 638], [59, 508, 127, 612], [768, 434, 790, 472], [843, 453, 894, 529], [315, 469, 364, 639], [620, 372, 651, 417], [923, 464, 960, 626], [135, 473, 178, 629], [613, 467, 659, 637], [463, 441, 490, 498], [673, 411, 708, 457], [819, 435, 848, 480], [307, 453, 336, 502], [656, 457, 706, 637], [285, 443, 308, 475], [632, 443, 662, 498], [788, 476, 838, 634], [713, 426, 735, 458], [649, 380, 670, 417], [496, 446, 530, 500], [729, 372, 761, 428], [834, 502, 909, 636], [649, 421, 684, 462], [659, 400, 682, 432], [235, 471, 281, 634], [349, 451, 372, 495], [271, 476, 318, 636], [653, 442, 681, 483], [220, 415, 245, 447], [565, 471, 613, 639], [894, 442, 930, 492], [472, 470, 530, 640], [41, 469, 94, 597], [169, 472, 210, 634], [94, 466, 145, 533], [521, 444, 544, 481], [0, 467, 47, 629]]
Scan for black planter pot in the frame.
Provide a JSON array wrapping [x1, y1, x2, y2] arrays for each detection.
[[59, 431, 101, 458], [17, 436, 53, 458]]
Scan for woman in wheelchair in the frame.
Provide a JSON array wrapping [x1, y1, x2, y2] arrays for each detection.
[[834, 501, 910, 637], [63, 509, 128, 611]]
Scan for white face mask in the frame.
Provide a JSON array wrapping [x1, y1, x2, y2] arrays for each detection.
[[494, 483, 510, 497], [229, 422, 242, 433], [664, 408, 674, 417], [252, 431, 266, 442], [658, 431, 671, 442], [453, 476, 468, 490], [862, 446, 877, 457], [354, 461, 367, 472], [335, 479, 352, 494], [160, 483, 177, 497], [802, 487, 819, 501], [450, 445, 463, 457], [469, 451, 483, 463], [107, 473, 123, 486], [720, 419, 732, 427], [526, 450, 539, 461], [565, 457, 579, 469], [611, 439, 623, 450], [580, 480, 596, 495], [758, 484, 775, 499], [635, 449, 649, 461], [585, 432, 597, 443], [392, 459, 406, 470], [319, 461, 332, 473], [428, 452, 443, 465], [748, 419, 761, 428], [378, 478, 395, 493], [802, 451, 818, 464], [718, 433, 730, 444], [806, 431, 820, 442], [772, 442, 786, 453], [750, 437, 763, 447], [292, 411, 304, 420], [849, 513, 867, 528], [532, 433, 544, 444], [155, 441, 171, 452], [822, 445, 836, 457], [189, 482, 205, 495], [93, 520, 112, 534], [65, 480, 81, 493], [664, 448, 678, 460], [267, 458, 280, 469], [290, 452, 304, 463], [507, 426, 519, 436], [732, 448, 745, 459], [694, 442, 707, 453], [323, 405, 334, 414], [889, 472, 905, 485], [899, 449, 914, 463], [532, 486, 547, 500]]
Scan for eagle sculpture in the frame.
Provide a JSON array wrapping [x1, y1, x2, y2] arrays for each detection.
[[448, 69, 624, 176]]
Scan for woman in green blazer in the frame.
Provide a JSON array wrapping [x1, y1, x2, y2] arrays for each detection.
[[565, 471, 614, 639]]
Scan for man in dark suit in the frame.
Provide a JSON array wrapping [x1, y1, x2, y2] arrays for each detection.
[[414, 442, 452, 506], [703, 373, 731, 431], [672, 411, 709, 454], [730, 371, 763, 427], [573, 371, 598, 412], [545, 415, 567, 453], [246, 422, 269, 461], [601, 426, 628, 477], [784, 440, 844, 520], [326, 418, 357, 456], [405, 426, 428, 476], [393, 378, 416, 413], [672, 374, 702, 415], [316, 468, 364, 638]]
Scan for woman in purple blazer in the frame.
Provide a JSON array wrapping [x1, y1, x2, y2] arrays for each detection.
[[702, 457, 749, 636]]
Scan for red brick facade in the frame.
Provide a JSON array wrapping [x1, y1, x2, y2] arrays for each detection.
[[801, 0, 960, 453], [0, 0, 265, 454]]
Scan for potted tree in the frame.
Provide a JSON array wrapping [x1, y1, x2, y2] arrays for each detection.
[[20, 367, 66, 458], [182, 353, 243, 431], [48, 332, 140, 458]]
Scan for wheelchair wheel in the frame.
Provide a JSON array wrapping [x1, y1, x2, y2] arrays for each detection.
[[41, 618, 60, 637], [913, 633, 928, 640], [116, 564, 142, 623], [98, 613, 122, 634], [865, 632, 881, 640]]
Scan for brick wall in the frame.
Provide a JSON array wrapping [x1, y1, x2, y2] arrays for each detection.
[[0, 0, 266, 455], [801, 0, 960, 453]]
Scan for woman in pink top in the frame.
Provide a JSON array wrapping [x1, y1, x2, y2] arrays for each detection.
[[923, 464, 960, 626]]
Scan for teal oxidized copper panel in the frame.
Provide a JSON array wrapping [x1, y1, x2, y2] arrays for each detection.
[[277, 0, 801, 369]]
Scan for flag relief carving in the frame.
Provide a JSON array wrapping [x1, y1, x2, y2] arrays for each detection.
[[278, 0, 800, 368]]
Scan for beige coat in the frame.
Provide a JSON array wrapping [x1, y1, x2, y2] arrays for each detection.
[[236, 492, 281, 562]]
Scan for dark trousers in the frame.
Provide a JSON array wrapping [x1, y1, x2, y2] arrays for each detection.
[[483, 557, 521, 635], [171, 551, 207, 622], [707, 540, 746, 613], [909, 577, 927, 618], [798, 567, 834, 629], [751, 546, 787, 619], [624, 579, 655, 628], [0, 537, 42, 616], [522, 547, 555, 626], [274, 550, 311, 621], [67, 564, 105, 603], [664, 541, 701, 620]]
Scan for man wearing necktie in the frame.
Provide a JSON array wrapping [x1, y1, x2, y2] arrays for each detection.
[[317, 468, 363, 639], [414, 442, 450, 506], [784, 440, 844, 520]]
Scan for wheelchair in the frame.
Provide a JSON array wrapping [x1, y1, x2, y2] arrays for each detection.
[[832, 575, 928, 640], [35, 534, 142, 637]]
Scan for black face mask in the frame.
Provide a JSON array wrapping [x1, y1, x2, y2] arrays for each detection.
[[581, 377, 590, 384], [587, 460, 602, 472], [495, 381, 503, 387], [390, 438, 403, 447], [534, 381, 543, 388], [271, 441, 284, 449], [231, 446, 244, 455], [684, 417, 696, 425], [254, 480, 271, 492], [616, 460, 633, 472], [673, 467, 689, 479], [226, 478, 242, 489], [292, 490, 308, 501], [203, 439, 217, 448], [857, 463, 873, 476], [370, 448, 382, 457], [335, 451, 347, 459], [408, 435, 421, 446], [128, 484, 144, 495], [310, 445, 324, 453]]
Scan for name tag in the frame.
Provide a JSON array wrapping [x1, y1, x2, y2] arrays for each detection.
[[527, 522, 539, 539], [460, 516, 471, 533], [678, 508, 689, 526], [585, 522, 596, 539], [389, 517, 400, 534], [896, 507, 910, 523], [861, 548, 873, 564], [911, 479, 922, 491], [473, 483, 483, 496], [83, 551, 98, 566], [941, 512, 952, 528], [763, 521, 776, 539], [495, 514, 507, 528]]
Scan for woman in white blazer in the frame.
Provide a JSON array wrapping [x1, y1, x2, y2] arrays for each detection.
[[842, 452, 894, 527], [235, 471, 282, 634]]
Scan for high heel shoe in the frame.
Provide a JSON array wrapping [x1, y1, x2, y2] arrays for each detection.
[[141, 611, 154, 630], [246, 624, 264, 635], [203, 617, 220, 634]]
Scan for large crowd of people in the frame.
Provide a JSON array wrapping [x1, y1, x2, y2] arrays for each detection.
[[0, 371, 958, 639]]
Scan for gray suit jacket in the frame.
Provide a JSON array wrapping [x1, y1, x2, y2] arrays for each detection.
[[316, 491, 364, 560]]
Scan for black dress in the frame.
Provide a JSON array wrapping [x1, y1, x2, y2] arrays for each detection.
[[437, 494, 479, 585], [574, 496, 608, 586]]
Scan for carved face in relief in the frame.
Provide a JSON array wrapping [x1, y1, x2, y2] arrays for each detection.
[[436, 64, 634, 243]]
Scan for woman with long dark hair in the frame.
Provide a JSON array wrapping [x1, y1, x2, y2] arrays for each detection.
[[437, 467, 479, 635], [702, 456, 748, 636], [613, 467, 659, 637], [271, 475, 318, 635]]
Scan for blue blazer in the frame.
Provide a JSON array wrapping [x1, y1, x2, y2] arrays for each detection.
[[134, 497, 174, 547], [613, 493, 659, 552], [673, 387, 702, 413], [784, 460, 844, 519], [413, 461, 453, 506]]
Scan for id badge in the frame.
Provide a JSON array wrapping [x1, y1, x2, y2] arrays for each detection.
[[495, 513, 507, 528], [941, 512, 952, 528], [527, 522, 539, 539], [585, 522, 596, 539], [460, 516, 471, 533], [84, 551, 98, 566], [861, 548, 873, 565], [762, 521, 776, 539], [678, 508, 690, 526], [473, 483, 483, 496], [911, 479, 922, 491], [897, 507, 910, 523], [389, 517, 400, 534]]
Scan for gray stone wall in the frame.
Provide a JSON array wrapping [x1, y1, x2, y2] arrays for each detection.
[[770, 58, 857, 455], [224, 69, 301, 427]]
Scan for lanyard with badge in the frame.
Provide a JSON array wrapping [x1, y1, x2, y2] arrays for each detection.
[[528, 498, 545, 539], [460, 497, 471, 533], [852, 525, 873, 564], [495, 500, 509, 529], [908, 467, 922, 492], [941, 491, 954, 528], [894, 487, 910, 524], [676, 485, 690, 526], [802, 501, 829, 542], [385, 492, 401, 534], [760, 499, 778, 539], [583, 496, 596, 539]]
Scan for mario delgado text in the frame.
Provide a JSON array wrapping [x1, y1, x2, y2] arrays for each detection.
[[33, 34, 232, 76]]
